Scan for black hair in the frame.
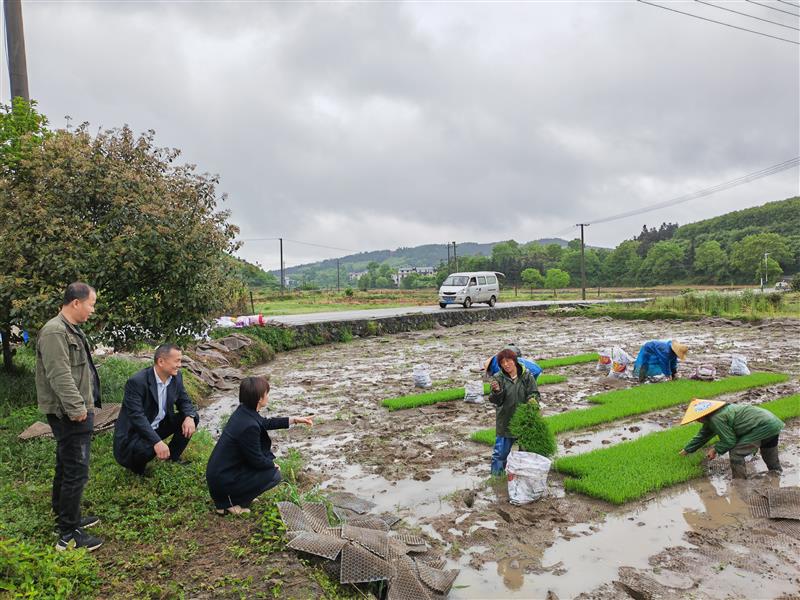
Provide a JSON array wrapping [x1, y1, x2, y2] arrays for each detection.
[[239, 376, 271, 410], [63, 282, 95, 305], [154, 343, 181, 364]]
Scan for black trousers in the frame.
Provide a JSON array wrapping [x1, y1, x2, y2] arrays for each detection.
[[126, 417, 192, 475], [47, 412, 94, 535], [210, 467, 282, 509]]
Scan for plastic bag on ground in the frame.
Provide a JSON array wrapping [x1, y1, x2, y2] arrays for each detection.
[[596, 349, 612, 372], [730, 355, 750, 376], [413, 364, 432, 389], [464, 381, 484, 404], [608, 347, 633, 379], [693, 363, 717, 380], [506, 450, 551, 505]]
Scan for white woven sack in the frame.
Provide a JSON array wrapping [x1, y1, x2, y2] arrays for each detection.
[[506, 450, 551, 505]]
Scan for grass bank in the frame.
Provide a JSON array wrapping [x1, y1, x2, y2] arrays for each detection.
[[470, 372, 791, 444], [0, 351, 355, 599], [554, 394, 800, 504]]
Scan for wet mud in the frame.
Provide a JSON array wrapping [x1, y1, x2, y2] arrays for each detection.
[[201, 315, 800, 598]]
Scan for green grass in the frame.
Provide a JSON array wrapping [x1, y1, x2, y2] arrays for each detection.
[[554, 394, 800, 504], [381, 374, 568, 411], [537, 353, 599, 369], [470, 372, 791, 443]]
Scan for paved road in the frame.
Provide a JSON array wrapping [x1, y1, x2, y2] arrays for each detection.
[[265, 297, 650, 326]]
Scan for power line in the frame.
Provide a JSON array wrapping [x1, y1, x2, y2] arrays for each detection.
[[637, 0, 800, 45], [695, 0, 800, 31], [584, 157, 800, 226], [745, 0, 800, 17], [776, 0, 800, 7], [240, 237, 354, 253]]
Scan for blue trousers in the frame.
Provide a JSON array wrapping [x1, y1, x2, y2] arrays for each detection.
[[491, 436, 515, 475]]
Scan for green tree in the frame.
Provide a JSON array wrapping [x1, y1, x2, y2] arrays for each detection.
[[0, 99, 51, 370], [357, 274, 370, 291], [400, 272, 419, 289], [758, 257, 783, 285], [491, 241, 522, 284], [729, 233, 791, 283], [559, 249, 601, 287], [693, 240, 727, 283], [521, 268, 544, 296], [601, 240, 642, 287], [545, 243, 564, 264], [544, 269, 570, 298], [638, 241, 686, 285], [1, 121, 239, 354]]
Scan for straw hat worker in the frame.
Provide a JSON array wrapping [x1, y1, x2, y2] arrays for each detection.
[[633, 340, 688, 383], [678, 399, 784, 479]]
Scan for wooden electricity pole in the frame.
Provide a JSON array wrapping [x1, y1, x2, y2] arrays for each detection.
[[577, 224, 588, 301], [279, 238, 285, 293]]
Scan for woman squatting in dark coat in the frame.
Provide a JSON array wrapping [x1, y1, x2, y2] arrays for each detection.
[[205, 376, 313, 515]]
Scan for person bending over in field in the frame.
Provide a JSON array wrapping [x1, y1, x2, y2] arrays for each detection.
[[633, 340, 688, 383], [484, 344, 543, 381], [488, 349, 540, 476], [678, 399, 783, 479], [206, 376, 313, 515]]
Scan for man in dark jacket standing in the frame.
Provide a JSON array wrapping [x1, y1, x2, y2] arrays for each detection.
[[114, 344, 199, 475], [36, 282, 103, 552]]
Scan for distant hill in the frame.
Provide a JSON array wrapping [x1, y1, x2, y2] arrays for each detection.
[[673, 196, 799, 247], [277, 238, 569, 278]]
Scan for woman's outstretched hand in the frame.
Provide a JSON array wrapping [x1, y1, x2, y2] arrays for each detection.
[[290, 416, 314, 427]]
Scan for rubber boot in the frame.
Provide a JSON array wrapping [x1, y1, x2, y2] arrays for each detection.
[[730, 458, 748, 479], [760, 446, 782, 473]]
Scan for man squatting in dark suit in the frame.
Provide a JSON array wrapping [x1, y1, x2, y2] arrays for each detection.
[[114, 344, 199, 474]]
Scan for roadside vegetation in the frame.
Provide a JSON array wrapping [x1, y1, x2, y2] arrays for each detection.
[[554, 394, 800, 504], [470, 372, 791, 444]]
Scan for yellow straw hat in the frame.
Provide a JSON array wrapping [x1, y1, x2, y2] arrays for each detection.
[[680, 399, 726, 425], [671, 341, 689, 361]]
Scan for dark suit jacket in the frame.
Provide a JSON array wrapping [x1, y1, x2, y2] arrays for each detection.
[[205, 404, 289, 497], [114, 367, 199, 465]]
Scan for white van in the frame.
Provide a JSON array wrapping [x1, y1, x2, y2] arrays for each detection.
[[438, 271, 503, 308]]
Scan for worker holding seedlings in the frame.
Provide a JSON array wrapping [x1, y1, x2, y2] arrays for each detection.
[[679, 399, 784, 479], [484, 343, 543, 381], [633, 339, 688, 383], [488, 348, 540, 475]]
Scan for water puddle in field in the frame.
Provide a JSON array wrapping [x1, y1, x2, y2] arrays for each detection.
[[557, 419, 667, 455], [446, 477, 778, 599], [321, 464, 484, 521]]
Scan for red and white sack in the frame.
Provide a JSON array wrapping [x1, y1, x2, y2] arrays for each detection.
[[506, 450, 551, 505], [608, 347, 633, 379], [596, 349, 612, 373]]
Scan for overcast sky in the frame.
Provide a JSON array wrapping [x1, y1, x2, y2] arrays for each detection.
[[4, 1, 799, 268]]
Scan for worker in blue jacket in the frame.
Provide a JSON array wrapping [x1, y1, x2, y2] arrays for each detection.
[[485, 344, 543, 381], [633, 340, 688, 383]]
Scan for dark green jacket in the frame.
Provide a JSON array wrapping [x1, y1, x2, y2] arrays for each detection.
[[684, 403, 784, 455], [35, 314, 100, 419], [488, 365, 540, 437]]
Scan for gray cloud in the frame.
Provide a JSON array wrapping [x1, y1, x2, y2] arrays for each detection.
[[10, 1, 799, 267]]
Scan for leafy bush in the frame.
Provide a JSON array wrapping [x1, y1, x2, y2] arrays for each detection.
[[791, 273, 800, 291], [509, 403, 556, 457], [554, 394, 800, 504], [0, 536, 99, 599]]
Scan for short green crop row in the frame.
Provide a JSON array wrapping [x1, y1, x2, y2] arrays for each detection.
[[469, 372, 790, 443], [382, 374, 567, 411], [554, 394, 800, 504], [537, 353, 599, 369]]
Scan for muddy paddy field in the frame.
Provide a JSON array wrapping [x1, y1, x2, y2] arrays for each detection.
[[202, 314, 800, 599]]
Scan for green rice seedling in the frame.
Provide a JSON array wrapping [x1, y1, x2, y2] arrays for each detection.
[[470, 372, 790, 443], [381, 374, 566, 411], [554, 394, 800, 504], [509, 403, 556, 457], [537, 353, 599, 369]]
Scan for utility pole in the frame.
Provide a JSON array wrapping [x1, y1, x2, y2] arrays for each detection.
[[279, 238, 285, 293], [4, 0, 30, 101], [446, 243, 451, 270], [453, 242, 458, 272], [337, 258, 341, 292], [763, 252, 770, 291], [577, 224, 588, 300]]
